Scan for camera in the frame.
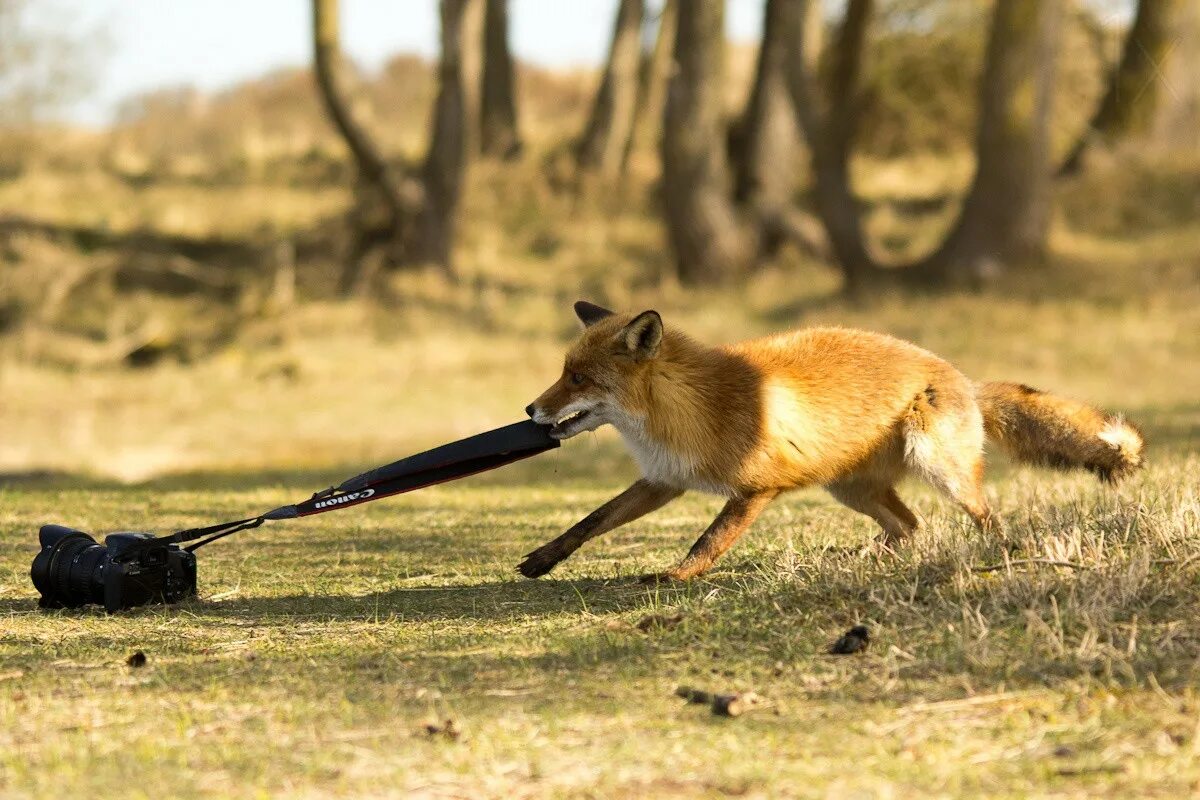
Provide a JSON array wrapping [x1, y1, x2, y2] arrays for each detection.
[[30, 524, 198, 613], [26, 419, 559, 613]]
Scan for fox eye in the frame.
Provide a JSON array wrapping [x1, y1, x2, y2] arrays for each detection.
[[570, 372, 586, 386]]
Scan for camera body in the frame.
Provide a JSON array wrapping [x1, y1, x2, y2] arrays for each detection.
[[31, 525, 198, 613], [100, 532, 198, 612]]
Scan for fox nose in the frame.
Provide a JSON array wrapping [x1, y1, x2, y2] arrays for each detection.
[[524, 403, 535, 418]]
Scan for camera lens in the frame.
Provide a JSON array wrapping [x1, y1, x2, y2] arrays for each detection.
[[30, 525, 108, 609]]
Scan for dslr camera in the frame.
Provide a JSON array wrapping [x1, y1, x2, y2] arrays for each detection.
[[30, 524, 197, 613]]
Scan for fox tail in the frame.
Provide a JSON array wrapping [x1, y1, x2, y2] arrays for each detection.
[[976, 382, 1144, 483]]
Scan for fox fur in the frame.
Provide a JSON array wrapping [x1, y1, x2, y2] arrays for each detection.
[[519, 301, 1145, 581]]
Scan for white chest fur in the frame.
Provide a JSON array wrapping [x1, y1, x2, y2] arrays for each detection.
[[611, 412, 733, 496]]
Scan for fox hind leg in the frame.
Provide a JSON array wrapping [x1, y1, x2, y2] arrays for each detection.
[[950, 462, 993, 534], [904, 398, 994, 534], [881, 487, 923, 533], [827, 480, 920, 547]]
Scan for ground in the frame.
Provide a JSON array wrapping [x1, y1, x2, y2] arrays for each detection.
[[3, 280, 1199, 796], [2, 447, 1199, 798], [2, 151, 1199, 797]]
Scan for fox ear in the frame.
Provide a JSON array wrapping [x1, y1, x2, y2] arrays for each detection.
[[574, 300, 615, 327], [620, 310, 662, 361]]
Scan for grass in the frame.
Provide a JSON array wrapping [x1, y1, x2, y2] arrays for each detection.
[[2, 448, 1199, 797], [2, 256, 1199, 796], [3, 298, 1200, 797], [2, 143, 1199, 796]]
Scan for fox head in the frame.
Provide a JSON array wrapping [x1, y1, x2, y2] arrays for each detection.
[[526, 301, 664, 439]]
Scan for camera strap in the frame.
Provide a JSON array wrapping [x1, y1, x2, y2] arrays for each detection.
[[134, 420, 560, 556]]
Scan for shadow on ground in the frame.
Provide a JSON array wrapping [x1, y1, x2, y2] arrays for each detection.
[[0, 571, 721, 625], [201, 575, 683, 622]]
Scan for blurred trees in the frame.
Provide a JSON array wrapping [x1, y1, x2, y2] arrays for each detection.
[[312, 0, 406, 243], [920, 0, 1064, 281], [785, 0, 1065, 290], [1153, 0, 1199, 151], [14, 0, 1192, 304], [662, 0, 832, 283], [661, 0, 757, 282], [312, 0, 468, 292], [576, 0, 644, 177], [789, 0, 876, 291], [629, 0, 678, 165], [245, 0, 1200, 294], [0, 0, 101, 125], [731, 0, 804, 227], [418, 0, 470, 272], [1062, 0, 1186, 174], [479, 0, 522, 159], [459, 0, 486, 156]]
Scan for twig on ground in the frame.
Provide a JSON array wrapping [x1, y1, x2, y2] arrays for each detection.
[[973, 559, 1090, 573]]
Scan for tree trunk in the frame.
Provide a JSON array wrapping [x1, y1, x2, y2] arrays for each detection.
[[733, 0, 803, 218], [800, 0, 823, 76], [312, 0, 405, 227], [1152, 0, 1200, 151], [416, 0, 469, 270], [788, 0, 878, 292], [629, 0, 678, 165], [925, 0, 1064, 280], [662, 0, 755, 283], [1061, 0, 1185, 174], [785, 0, 1064, 291], [479, 0, 521, 159], [577, 0, 645, 177], [459, 0, 486, 157], [315, 0, 467, 293]]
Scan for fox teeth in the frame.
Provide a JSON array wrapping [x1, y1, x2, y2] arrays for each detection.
[[555, 410, 586, 426]]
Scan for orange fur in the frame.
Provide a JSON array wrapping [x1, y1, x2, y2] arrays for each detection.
[[518, 302, 1144, 580]]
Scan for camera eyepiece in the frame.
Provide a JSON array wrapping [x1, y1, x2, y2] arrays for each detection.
[[30, 524, 197, 613]]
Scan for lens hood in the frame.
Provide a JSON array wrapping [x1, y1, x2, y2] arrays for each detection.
[[30, 525, 102, 608]]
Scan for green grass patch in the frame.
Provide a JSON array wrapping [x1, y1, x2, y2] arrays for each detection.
[[3, 448, 1199, 797]]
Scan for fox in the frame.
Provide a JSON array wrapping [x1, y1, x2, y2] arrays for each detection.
[[518, 301, 1145, 582]]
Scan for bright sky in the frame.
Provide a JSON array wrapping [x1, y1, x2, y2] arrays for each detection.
[[58, 1, 766, 126]]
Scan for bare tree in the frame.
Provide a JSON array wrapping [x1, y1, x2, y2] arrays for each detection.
[[417, 0, 470, 268], [629, 0, 677, 165], [732, 0, 805, 231], [1152, 0, 1199, 150], [312, 0, 469, 292], [459, 0, 486, 156], [479, 0, 521, 158], [661, 0, 756, 283], [1061, 0, 1186, 174], [312, 0, 406, 235], [799, 0, 823, 76], [0, 0, 102, 125], [924, 0, 1064, 280], [577, 0, 645, 177], [788, 0, 1065, 290], [789, 0, 878, 290]]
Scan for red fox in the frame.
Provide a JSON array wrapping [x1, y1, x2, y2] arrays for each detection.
[[519, 301, 1144, 581]]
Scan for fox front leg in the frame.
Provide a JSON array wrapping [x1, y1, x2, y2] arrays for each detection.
[[517, 479, 683, 578], [654, 490, 778, 581]]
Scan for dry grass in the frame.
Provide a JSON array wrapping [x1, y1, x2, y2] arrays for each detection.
[[3, 280, 1198, 797], [2, 450, 1198, 797], [1, 141, 1199, 796]]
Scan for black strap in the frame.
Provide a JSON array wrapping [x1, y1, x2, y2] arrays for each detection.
[[136, 420, 558, 554], [183, 517, 266, 553]]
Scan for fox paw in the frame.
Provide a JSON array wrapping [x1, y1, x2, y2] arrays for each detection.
[[516, 547, 562, 579], [638, 570, 689, 585]]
